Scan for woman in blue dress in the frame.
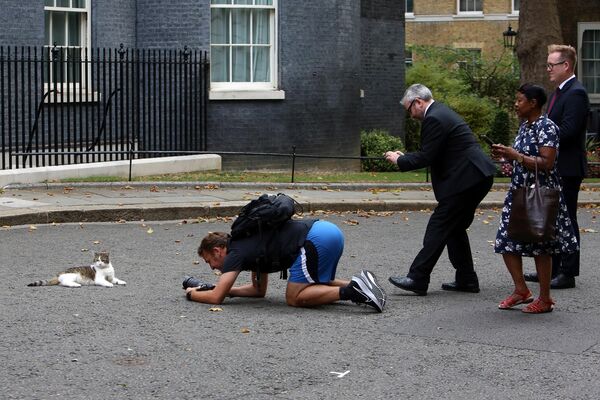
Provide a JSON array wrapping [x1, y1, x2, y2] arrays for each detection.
[[491, 83, 578, 314]]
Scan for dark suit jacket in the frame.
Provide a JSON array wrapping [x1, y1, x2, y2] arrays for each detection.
[[547, 77, 590, 177], [397, 101, 496, 201]]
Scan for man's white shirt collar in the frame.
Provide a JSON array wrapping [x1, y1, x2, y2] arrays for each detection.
[[424, 100, 434, 116], [558, 75, 576, 90]]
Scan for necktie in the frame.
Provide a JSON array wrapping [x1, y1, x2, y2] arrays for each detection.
[[547, 88, 560, 114]]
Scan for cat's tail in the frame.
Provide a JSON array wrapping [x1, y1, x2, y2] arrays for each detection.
[[27, 277, 59, 286]]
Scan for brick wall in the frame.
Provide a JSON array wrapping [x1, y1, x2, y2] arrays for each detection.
[[210, 0, 364, 170], [0, 1, 43, 46], [135, 0, 210, 50], [92, 0, 137, 48], [360, 0, 405, 137], [407, 0, 517, 58], [0, 0, 405, 171]]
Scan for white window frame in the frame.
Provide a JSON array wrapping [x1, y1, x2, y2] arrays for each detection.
[[578, 22, 600, 100], [405, 0, 414, 17], [209, 0, 284, 100], [457, 0, 483, 16], [44, 0, 93, 101], [511, 0, 520, 14]]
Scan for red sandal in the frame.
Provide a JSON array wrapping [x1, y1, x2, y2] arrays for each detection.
[[498, 290, 534, 310], [522, 298, 555, 314]]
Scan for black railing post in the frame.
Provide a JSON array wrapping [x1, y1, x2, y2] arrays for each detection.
[[291, 146, 296, 183], [128, 140, 134, 181]]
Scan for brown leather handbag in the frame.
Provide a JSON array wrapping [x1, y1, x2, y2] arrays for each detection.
[[507, 160, 560, 243]]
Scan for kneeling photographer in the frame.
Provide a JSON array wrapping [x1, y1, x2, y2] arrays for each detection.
[[183, 194, 386, 312]]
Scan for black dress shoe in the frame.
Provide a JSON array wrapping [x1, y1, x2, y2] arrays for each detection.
[[441, 281, 480, 293], [524, 272, 539, 282], [551, 273, 575, 289], [388, 276, 428, 296]]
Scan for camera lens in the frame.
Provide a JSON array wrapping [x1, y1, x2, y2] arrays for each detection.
[[182, 276, 203, 289]]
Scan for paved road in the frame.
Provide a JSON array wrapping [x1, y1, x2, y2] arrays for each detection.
[[1, 207, 599, 399]]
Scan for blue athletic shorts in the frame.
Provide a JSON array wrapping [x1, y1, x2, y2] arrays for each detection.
[[288, 220, 344, 284]]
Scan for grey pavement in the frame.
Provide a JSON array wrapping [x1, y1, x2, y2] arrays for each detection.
[[1, 182, 600, 399], [1, 181, 599, 226]]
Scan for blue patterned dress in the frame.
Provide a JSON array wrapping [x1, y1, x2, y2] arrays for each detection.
[[494, 115, 579, 256]]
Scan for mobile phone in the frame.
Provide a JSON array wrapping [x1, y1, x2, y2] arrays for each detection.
[[480, 135, 495, 146]]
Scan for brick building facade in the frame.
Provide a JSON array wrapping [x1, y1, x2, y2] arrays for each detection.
[[0, 0, 405, 170], [405, 0, 519, 62], [405, 0, 600, 108]]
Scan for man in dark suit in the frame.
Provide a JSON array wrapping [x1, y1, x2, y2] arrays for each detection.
[[524, 44, 590, 289], [385, 84, 496, 296]]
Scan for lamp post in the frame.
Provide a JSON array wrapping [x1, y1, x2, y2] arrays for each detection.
[[503, 24, 518, 49]]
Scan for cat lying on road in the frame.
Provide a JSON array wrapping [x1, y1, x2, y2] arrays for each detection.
[[27, 252, 126, 288]]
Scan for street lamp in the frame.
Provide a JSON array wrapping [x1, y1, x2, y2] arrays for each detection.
[[503, 25, 518, 49]]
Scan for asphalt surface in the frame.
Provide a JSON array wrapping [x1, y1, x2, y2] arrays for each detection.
[[1, 182, 599, 399]]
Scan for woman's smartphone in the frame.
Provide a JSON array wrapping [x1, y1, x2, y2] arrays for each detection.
[[480, 135, 495, 146]]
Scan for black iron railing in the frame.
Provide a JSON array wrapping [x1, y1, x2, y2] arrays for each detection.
[[0, 44, 209, 170]]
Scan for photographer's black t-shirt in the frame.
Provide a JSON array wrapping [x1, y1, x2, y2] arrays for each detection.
[[222, 219, 316, 274]]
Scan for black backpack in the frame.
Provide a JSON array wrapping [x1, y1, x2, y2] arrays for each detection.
[[230, 193, 301, 239], [230, 193, 303, 280]]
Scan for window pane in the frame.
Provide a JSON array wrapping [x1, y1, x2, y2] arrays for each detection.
[[232, 46, 250, 81], [583, 42, 594, 59], [68, 13, 81, 46], [253, 47, 269, 82], [513, 0, 520, 11], [232, 9, 250, 44], [56, 0, 70, 7], [211, 0, 230, 4], [45, 12, 51, 45], [253, 9, 269, 44], [211, 8, 230, 44], [73, 0, 86, 8], [52, 12, 67, 46], [45, 0, 55, 6], [234, 0, 252, 4], [475, 0, 482, 11], [255, 0, 273, 5], [211, 46, 230, 82], [67, 47, 81, 84], [406, 0, 413, 13]]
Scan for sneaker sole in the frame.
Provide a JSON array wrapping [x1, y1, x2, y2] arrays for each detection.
[[360, 270, 387, 308], [351, 275, 384, 312]]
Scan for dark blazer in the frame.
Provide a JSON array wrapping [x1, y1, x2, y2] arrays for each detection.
[[397, 101, 496, 201], [547, 77, 590, 177]]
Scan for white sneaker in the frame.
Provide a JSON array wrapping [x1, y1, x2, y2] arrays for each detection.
[[349, 270, 386, 312]]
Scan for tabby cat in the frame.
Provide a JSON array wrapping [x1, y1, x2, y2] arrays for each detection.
[[27, 252, 126, 288]]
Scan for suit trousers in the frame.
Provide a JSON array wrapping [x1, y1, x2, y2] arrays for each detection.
[[551, 176, 582, 277], [407, 175, 494, 284]]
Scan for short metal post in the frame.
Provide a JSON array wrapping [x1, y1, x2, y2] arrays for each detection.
[[291, 146, 296, 183], [128, 141, 133, 181]]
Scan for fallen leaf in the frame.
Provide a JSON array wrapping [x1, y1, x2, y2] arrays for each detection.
[[147, 228, 154, 234], [208, 307, 223, 312], [29, 225, 37, 231], [240, 328, 250, 333], [93, 240, 101, 244]]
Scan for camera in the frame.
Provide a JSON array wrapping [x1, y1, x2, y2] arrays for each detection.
[[182, 276, 215, 291]]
